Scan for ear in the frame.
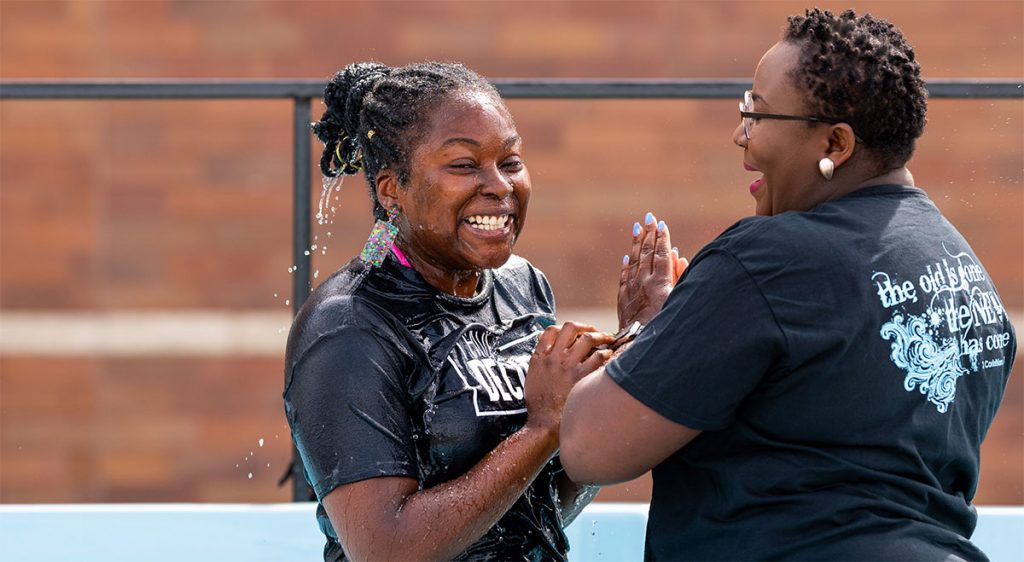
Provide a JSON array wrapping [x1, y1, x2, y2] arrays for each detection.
[[374, 169, 401, 210], [824, 123, 857, 167]]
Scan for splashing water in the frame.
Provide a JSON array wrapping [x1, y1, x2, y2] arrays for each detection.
[[316, 174, 344, 226]]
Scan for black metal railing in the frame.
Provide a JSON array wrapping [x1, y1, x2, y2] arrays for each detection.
[[2, 77, 1021, 500]]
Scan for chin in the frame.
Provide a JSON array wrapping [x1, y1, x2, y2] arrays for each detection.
[[475, 245, 515, 270]]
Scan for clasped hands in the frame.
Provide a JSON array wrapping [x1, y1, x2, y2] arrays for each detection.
[[524, 212, 686, 431]]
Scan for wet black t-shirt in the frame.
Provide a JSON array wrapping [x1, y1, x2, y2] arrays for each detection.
[[608, 185, 1016, 561], [284, 252, 568, 561]]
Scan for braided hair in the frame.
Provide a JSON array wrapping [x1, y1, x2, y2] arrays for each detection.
[[784, 8, 928, 169], [312, 62, 502, 220]]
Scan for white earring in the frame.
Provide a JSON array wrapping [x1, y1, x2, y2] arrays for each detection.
[[818, 157, 835, 181]]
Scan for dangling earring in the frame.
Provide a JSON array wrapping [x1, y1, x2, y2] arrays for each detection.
[[818, 157, 835, 181], [360, 206, 400, 267]]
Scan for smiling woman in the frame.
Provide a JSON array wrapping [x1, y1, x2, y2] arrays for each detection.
[[282, 62, 636, 562], [560, 8, 1016, 562]]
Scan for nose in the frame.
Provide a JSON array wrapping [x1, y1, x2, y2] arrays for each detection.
[[480, 164, 514, 198], [732, 121, 748, 149]]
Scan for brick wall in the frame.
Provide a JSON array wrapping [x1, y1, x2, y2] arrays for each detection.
[[1, 0, 1021, 505]]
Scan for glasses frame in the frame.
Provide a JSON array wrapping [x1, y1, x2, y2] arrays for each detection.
[[739, 90, 862, 143]]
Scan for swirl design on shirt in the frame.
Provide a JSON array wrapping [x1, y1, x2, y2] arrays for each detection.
[[880, 312, 967, 413]]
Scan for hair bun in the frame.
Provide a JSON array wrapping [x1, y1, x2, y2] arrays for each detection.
[[313, 62, 392, 177]]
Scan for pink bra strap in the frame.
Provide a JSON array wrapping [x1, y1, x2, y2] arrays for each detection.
[[391, 243, 412, 267]]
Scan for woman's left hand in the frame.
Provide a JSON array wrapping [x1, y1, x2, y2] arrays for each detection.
[[617, 213, 687, 330]]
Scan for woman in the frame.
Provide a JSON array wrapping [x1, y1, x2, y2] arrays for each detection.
[[283, 62, 663, 561], [561, 9, 1016, 561]]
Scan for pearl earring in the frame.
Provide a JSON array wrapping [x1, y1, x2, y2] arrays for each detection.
[[818, 157, 835, 181]]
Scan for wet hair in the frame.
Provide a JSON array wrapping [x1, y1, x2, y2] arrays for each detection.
[[784, 8, 928, 168], [311, 62, 503, 220]]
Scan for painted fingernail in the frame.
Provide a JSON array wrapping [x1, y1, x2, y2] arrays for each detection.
[[657, 220, 666, 232], [623, 254, 630, 266], [672, 246, 679, 256], [645, 212, 655, 225], [632, 223, 641, 237]]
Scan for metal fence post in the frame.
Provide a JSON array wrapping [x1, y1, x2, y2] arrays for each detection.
[[291, 96, 315, 501]]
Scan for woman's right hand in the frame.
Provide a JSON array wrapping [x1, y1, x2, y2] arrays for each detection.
[[524, 323, 614, 434], [617, 213, 687, 330]]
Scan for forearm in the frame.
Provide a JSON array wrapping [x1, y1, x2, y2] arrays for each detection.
[[362, 423, 559, 561]]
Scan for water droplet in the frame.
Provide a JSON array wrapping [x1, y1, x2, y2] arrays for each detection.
[[313, 270, 320, 278], [258, 438, 264, 447], [285, 300, 290, 306], [304, 250, 310, 256], [273, 293, 278, 298], [248, 472, 253, 479]]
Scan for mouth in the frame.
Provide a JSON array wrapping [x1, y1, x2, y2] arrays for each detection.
[[463, 213, 515, 236], [744, 163, 765, 195]]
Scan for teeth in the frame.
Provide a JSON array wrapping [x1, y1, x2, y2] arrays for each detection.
[[466, 214, 509, 231]]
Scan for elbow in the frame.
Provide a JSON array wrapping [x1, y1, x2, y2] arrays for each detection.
[[560, 380, 646, 486], [559, 424, 592, 485], [560, 433, 630, 486], [560, 392, 602, 486], [346, 540, 446, 562]]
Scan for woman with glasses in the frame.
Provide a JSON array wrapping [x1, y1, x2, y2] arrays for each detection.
[[561, 8, 1015, 560]]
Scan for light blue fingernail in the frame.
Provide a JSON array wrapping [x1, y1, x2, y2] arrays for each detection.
[[657, 220, 666, 232], [623, 254, 630, 265], [672, 246, 679, 255], [632, 223, 641, 237], [645, 212, 655, 225]]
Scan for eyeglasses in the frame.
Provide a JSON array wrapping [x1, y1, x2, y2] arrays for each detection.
[[739, 90, 861, 143]]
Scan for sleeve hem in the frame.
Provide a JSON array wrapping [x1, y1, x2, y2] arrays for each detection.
[[312, 462, 418, 501]]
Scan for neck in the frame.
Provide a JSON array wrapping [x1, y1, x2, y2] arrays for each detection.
[[853, 166, 914, 190], [394, 240, 482, 298], [827, 166, 914, 202]]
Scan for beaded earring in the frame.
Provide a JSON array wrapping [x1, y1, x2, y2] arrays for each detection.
[[360, 206, 400, 267]]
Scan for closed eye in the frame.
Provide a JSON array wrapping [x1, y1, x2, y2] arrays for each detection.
[[502, 159, 524, 172], [448, 161, 478, 173]]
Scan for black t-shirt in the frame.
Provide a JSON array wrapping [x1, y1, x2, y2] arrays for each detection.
[[284, 252, 568, 561], [607, 185, 1016, 561]]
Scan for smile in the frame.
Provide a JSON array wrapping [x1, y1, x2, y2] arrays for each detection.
[[465, 214, 513, 231]]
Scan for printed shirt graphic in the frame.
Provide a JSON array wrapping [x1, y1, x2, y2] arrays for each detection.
[[605, 185, 1015, 561], [874, 244, 1011, 413], [445, 326, 535, 416], [284, 253, 567, 562]]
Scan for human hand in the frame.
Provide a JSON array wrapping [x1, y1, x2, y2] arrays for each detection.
[[524, 322, 615, 434], [617, 212, 687, 330]]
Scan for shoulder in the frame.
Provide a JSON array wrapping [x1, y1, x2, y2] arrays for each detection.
[[285, 259, 402, 368]]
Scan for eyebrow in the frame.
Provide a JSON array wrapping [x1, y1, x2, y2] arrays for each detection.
[[750, 91, 766, 105], [441, 137, 481, 148], [439, 135, 521, 150]]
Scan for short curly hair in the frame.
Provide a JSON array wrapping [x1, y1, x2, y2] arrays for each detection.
[[784, 8, 928, 168], [311, 62, 502, 220]]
